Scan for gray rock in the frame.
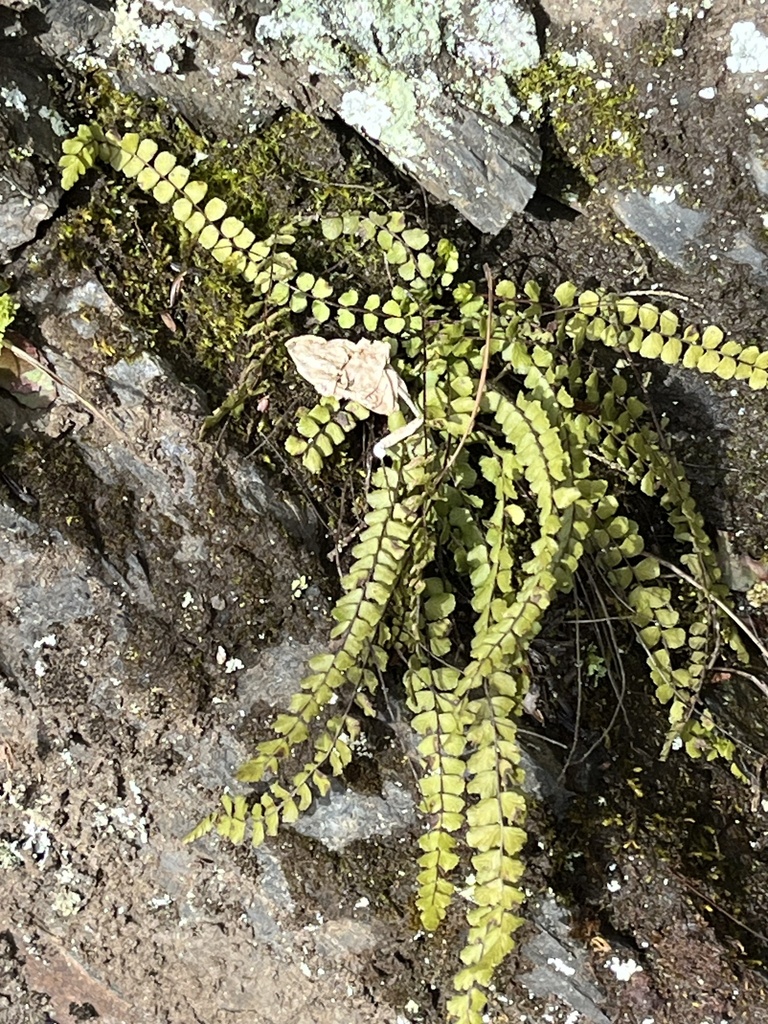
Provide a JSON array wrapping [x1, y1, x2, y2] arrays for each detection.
[[252, 0, 542, 232], [36, 0, 282, 136], [291, 779, 416, 852], [4, 3, 768, 1021], [519, 894, 612, 1024], [539, 0, 668, 43], [0, 265, 328, 707], [0, 20, 62, 261], [610, 188, 768, 283], [237, 637, 327, 712], [609, 189, 710, 270], [38, 0, 113, 58], [0, 194, 54, 253], [726, 229, 767, 274]]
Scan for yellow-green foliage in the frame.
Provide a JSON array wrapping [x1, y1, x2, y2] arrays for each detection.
[[60, 124, 761, 1024], [57, 109, 395, 399], [511, 52, 642, 186], [0, 293, 16, 338]]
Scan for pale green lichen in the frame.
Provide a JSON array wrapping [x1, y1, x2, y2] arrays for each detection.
[[256, 0, 539, 139], [112, 0, 186, 74], [338, 71, 426, 161]]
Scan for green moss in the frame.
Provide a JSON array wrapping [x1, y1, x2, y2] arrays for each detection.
[[55, 69, 209, 164], [640, 8, 695, 69], [56, 82, 411, 410], [511, 52, 645, 192]]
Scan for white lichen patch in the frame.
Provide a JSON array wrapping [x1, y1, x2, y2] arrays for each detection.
[[197, 7, 224, 29], [256, 0, 538, 136], [339, 89, 392, 142], [451, 0, 538, 73], [648, 183, 683, 204], [446, 0, 538, 123], [726, 21, 768, 76], [148, 892, 174, 909], [606, 956, 643, 981], [111, 0, 228, 72], [148, 0, 196, 21], [547, 956, 576, 977], [52, 887, 83, 917], [233, 59, 256, 76], [556, 48, 597, 72], [1, 86, 29, 117], [38, 105, 69, 136], [112, 0, 184, 70], [92, 800, 149, 845], [21, 817, 52, 865]]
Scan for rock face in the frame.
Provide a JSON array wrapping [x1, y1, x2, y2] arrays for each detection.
[[0, 20, 61, 262], [3, 1, 768, 1023], [2, 1, 542, 238], [251, 0, 542, 233], [0, 263, 402, 1024]]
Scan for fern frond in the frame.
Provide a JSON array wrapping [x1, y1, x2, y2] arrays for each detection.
[[213, 465, 418, 845], [246, 712, 360, 846], [181, 792, 249, 845], [464, 390, 591, 685], [285, 396, 370, 473], [449, 680, 528, 1024], [607, 296, 768, 390], [237, 476, 415, 782], [407, 663, 472, 932], [59, 124, 103, 189], [60, 124, 298, 292], [587, 374, 749, 754]]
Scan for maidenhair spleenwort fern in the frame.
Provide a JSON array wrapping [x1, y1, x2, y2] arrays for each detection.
[[60, 122, 762, 1024]]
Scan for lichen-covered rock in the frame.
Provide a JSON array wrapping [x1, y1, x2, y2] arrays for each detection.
[[251, 0, 542, 232], [0, 23, 62, 262], [4, 1, 768, 1021]]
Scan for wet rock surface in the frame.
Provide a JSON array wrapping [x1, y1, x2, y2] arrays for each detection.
[[2, 1, 768, 1023]]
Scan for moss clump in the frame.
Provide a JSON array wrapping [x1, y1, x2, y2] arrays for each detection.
[[56, 82, 415, 412], [641, 7, 696, 69], [511, 51, 644, 192]]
